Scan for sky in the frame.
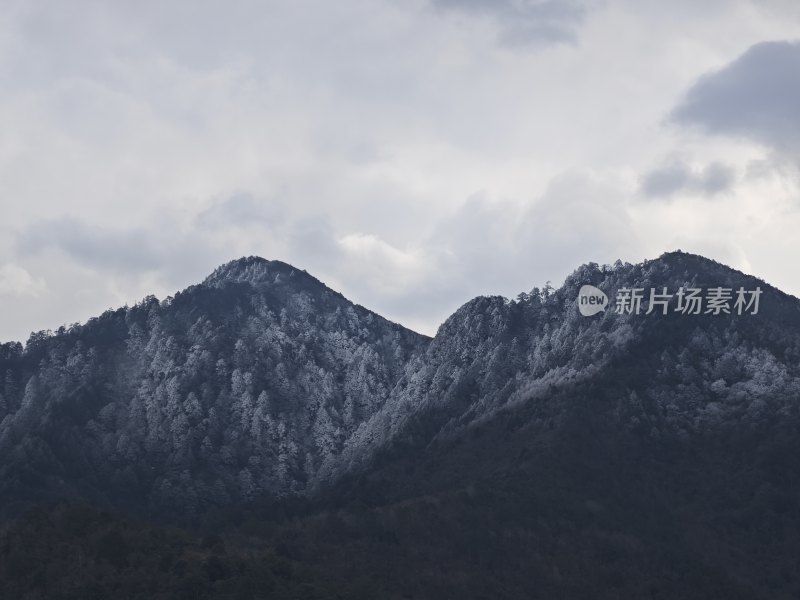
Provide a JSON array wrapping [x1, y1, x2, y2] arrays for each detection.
[[1, 0, 799, 340]]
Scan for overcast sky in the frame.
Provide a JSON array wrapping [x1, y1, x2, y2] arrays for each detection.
[[1, 0, 799, 341]]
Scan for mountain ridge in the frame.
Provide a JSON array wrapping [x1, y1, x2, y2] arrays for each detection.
[[3, 250, 800, 598], [1, 250, 799, 516]]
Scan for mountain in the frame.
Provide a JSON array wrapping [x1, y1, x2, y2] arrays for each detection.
[[0, 256, 429, 518], [2, 251, 800, 599], [295, 251, 800, 598], [320, 251, 800, 488]]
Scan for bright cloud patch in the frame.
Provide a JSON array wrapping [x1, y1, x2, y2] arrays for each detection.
[[0, 264, 47, 297]]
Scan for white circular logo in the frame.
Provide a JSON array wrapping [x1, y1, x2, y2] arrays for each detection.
[[576, 285, 608, 316]]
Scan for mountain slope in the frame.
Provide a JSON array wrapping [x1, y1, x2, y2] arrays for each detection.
[[318, 251, 800, 486], [0, 256, 429, 518], [296, 251, 800, 598]]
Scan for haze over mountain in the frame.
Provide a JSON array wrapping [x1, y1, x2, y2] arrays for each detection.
[[2, 251, 800, 599]]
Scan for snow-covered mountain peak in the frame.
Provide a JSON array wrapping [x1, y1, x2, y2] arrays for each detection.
[[202, 256, 319, 290]]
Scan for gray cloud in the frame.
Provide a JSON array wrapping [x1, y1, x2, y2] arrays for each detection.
[[285, 216, 344, 271], [641, 160, 736, 199], [196, 193, 285, 230], [671, 41, 800, 153], [700, 162, 737, 194], [431, 0, 588, 46], [18, 219, 163, 272], [16, 217, 219, 286]]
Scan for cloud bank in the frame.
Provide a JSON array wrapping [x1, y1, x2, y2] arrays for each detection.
[[671, 41, 800, 155], [2, 1, 800, 342]]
